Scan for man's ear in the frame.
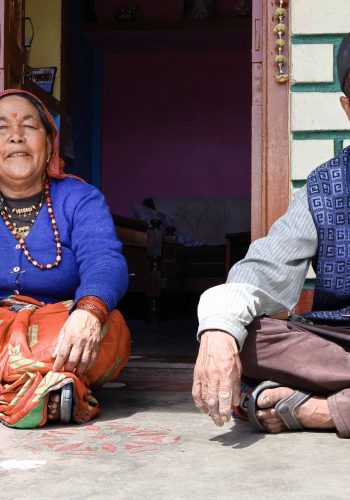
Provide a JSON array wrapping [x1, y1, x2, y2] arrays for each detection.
[[340, 96, 350, 120]]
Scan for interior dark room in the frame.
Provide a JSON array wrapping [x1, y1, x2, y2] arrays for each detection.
[[55, 0, 252, 383]]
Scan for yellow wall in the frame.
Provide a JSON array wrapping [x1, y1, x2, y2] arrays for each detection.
[[25, 0, 61, 99]]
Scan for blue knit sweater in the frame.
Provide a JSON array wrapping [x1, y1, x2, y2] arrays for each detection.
[[0, 178, 128, 310]]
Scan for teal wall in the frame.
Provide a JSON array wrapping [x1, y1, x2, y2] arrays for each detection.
[[291, 34, 349, 191]]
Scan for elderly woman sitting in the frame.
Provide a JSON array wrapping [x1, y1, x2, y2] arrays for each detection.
[[0, 89, 130, 428]]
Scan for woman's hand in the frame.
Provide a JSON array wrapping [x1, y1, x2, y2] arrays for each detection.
[[52, 309, 102, 376], [192, 330, 242, 426]]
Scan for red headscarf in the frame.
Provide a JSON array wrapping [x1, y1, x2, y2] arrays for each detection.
[[0, 89, 83, 181]]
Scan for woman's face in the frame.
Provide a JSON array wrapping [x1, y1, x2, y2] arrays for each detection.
[[0, 95, 51, 191]]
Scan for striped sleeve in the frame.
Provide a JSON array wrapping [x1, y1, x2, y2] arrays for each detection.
[[197, 186, 318, 350]]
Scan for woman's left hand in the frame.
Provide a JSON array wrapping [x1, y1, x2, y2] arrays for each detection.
[[52, 309, 102, 376]]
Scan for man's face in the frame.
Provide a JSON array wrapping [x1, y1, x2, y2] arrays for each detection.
[[340, 75, 350, 120], [340, 95, 350, 120]]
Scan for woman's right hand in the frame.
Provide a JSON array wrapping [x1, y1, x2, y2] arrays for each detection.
[[52, 309, 102, 376], [192, 330, 242, 426]]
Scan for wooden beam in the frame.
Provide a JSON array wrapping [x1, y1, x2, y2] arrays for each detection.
[[251, 0, 290, 240]]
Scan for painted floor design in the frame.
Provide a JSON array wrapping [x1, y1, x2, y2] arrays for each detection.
[[12, 421, 182, 458]]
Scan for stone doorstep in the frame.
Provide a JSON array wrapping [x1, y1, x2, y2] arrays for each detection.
[[105, 357, 195, 391]]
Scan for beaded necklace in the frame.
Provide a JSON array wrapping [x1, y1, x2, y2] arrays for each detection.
[[10, 198, 42, 217], [1, 189, 44, 238], [0, 178, 62, 270]]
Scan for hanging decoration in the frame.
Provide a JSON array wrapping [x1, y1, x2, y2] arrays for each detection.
[[274, 0, 289, 84]]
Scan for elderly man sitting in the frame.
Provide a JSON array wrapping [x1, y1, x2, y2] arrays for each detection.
[[192, 33, 350, 438]]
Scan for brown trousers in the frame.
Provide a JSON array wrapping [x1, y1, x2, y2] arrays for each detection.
[[240, 317, 350, 437]]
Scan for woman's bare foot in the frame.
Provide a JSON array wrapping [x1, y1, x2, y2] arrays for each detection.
[[47, 392, 60, 421], [256, 386, 335, 433]]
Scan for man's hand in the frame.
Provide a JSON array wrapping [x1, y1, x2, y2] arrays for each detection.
[[52, 309, 102, 376], [192, 330, 242, 426]]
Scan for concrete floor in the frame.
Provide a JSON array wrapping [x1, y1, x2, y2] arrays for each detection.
[[0, 387, 349, 500]]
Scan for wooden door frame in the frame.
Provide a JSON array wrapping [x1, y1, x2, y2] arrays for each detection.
[[0, 0, 25, 90], [251, 0, 290, 240]]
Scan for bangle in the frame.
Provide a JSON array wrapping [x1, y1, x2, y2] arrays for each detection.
[[76, 296, 109, 325]]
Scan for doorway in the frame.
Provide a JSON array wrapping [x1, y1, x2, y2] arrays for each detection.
[[62, 1, 253, 364]]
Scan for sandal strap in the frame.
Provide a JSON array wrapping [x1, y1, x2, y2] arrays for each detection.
[[275, 390, 311, 430], [247, 380, 281, 431], [60, 382, 73, 424]]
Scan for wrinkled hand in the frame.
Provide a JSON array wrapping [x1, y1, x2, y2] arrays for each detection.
[[192, 330, 242, 426], [52, 309, 102, 376]]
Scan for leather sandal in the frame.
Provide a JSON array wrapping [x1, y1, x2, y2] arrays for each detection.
[[60, 382, 73, 424], [247, 380, 311, 431]]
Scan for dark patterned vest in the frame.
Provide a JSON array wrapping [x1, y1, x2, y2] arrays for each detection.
[[304, 146, 350, 322]]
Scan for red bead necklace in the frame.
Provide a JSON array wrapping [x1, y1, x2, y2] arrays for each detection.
[[0, 178, 62, 270]]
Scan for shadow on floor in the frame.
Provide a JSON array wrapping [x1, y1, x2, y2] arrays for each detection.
[[211, 419, 266, 449]]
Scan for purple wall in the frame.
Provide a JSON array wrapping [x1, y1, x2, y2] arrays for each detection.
[[102, 50, 251, 216]]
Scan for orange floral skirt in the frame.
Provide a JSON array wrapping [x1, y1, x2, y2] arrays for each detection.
[[0, 296, 130, 428]]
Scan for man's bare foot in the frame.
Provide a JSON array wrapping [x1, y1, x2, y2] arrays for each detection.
[[256, 386, 335, 433], [47, 392, 60, 421]]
